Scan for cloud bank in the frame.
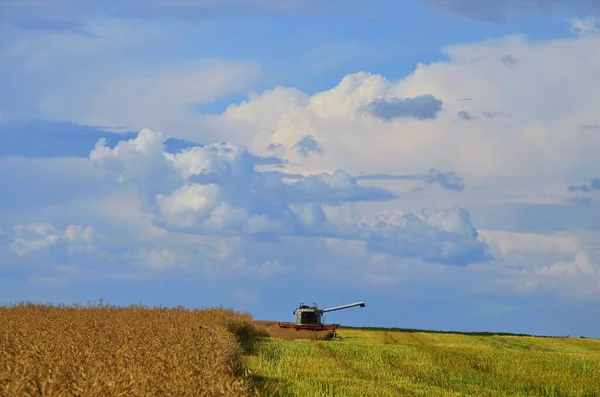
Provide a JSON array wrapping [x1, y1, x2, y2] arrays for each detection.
[[88, 129, 490, 265], [205, 31, 600, 180]]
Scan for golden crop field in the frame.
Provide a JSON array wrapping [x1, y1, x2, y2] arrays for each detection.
[[0, 302, 267, 397], [245, 325, 600, 397]]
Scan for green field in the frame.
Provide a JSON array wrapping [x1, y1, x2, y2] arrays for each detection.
[[244, 327, 600, 397]]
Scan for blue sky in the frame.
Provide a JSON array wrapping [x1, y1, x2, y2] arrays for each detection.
[[2, 0, 600, 337]]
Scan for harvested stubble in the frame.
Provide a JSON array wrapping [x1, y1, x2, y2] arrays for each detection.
[[0, 302, 267, 397], [245, 327, 600, 396], [253, 321, 334, 341]]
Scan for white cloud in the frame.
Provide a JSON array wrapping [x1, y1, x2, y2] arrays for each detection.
[[89, 130, 181, 205], [155, 185, 289, 235], [2, 172, 598, 301], [538, 251, 596, 277], [359, 207, 490, 266], [7, 222, 94, 257], [90, 130, 390, 234], [457, 228, 600, 300], [223, 86, 310, 126], [9, 223, 62, 256], [308, 72, 394, 121], [202, 33, 600, 181], [526, 251, 600, 299]]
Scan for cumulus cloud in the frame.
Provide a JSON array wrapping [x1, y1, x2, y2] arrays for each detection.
[[532, 251, 600, 298], [361, 207, 491, 266], [538, 251, 595, 277], [90, 129, 489, 266], [461, 227, 600, 300], [223, 86, 310, 127], [90, 129, 396, 236], [90, 131, 182, 214], [363, 94, 443, 121]]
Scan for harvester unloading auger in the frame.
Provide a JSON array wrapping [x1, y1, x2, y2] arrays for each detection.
[[277, 301, 366, 334]]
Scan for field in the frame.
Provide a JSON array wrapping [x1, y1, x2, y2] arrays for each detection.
[[246, 323, 600, 397], [0, 302, 266, 397], [3, 305, 600, 396]]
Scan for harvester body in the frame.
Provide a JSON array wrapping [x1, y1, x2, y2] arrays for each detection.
[[278, 301, 365, 332]]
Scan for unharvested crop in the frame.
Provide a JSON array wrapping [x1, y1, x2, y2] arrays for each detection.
[[0, 302, 266, 397]]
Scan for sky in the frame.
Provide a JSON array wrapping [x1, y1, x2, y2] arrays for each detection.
[[1, 0, 600, 338]]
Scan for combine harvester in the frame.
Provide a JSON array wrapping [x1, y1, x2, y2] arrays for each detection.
[[278, 301, 365, 335]]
